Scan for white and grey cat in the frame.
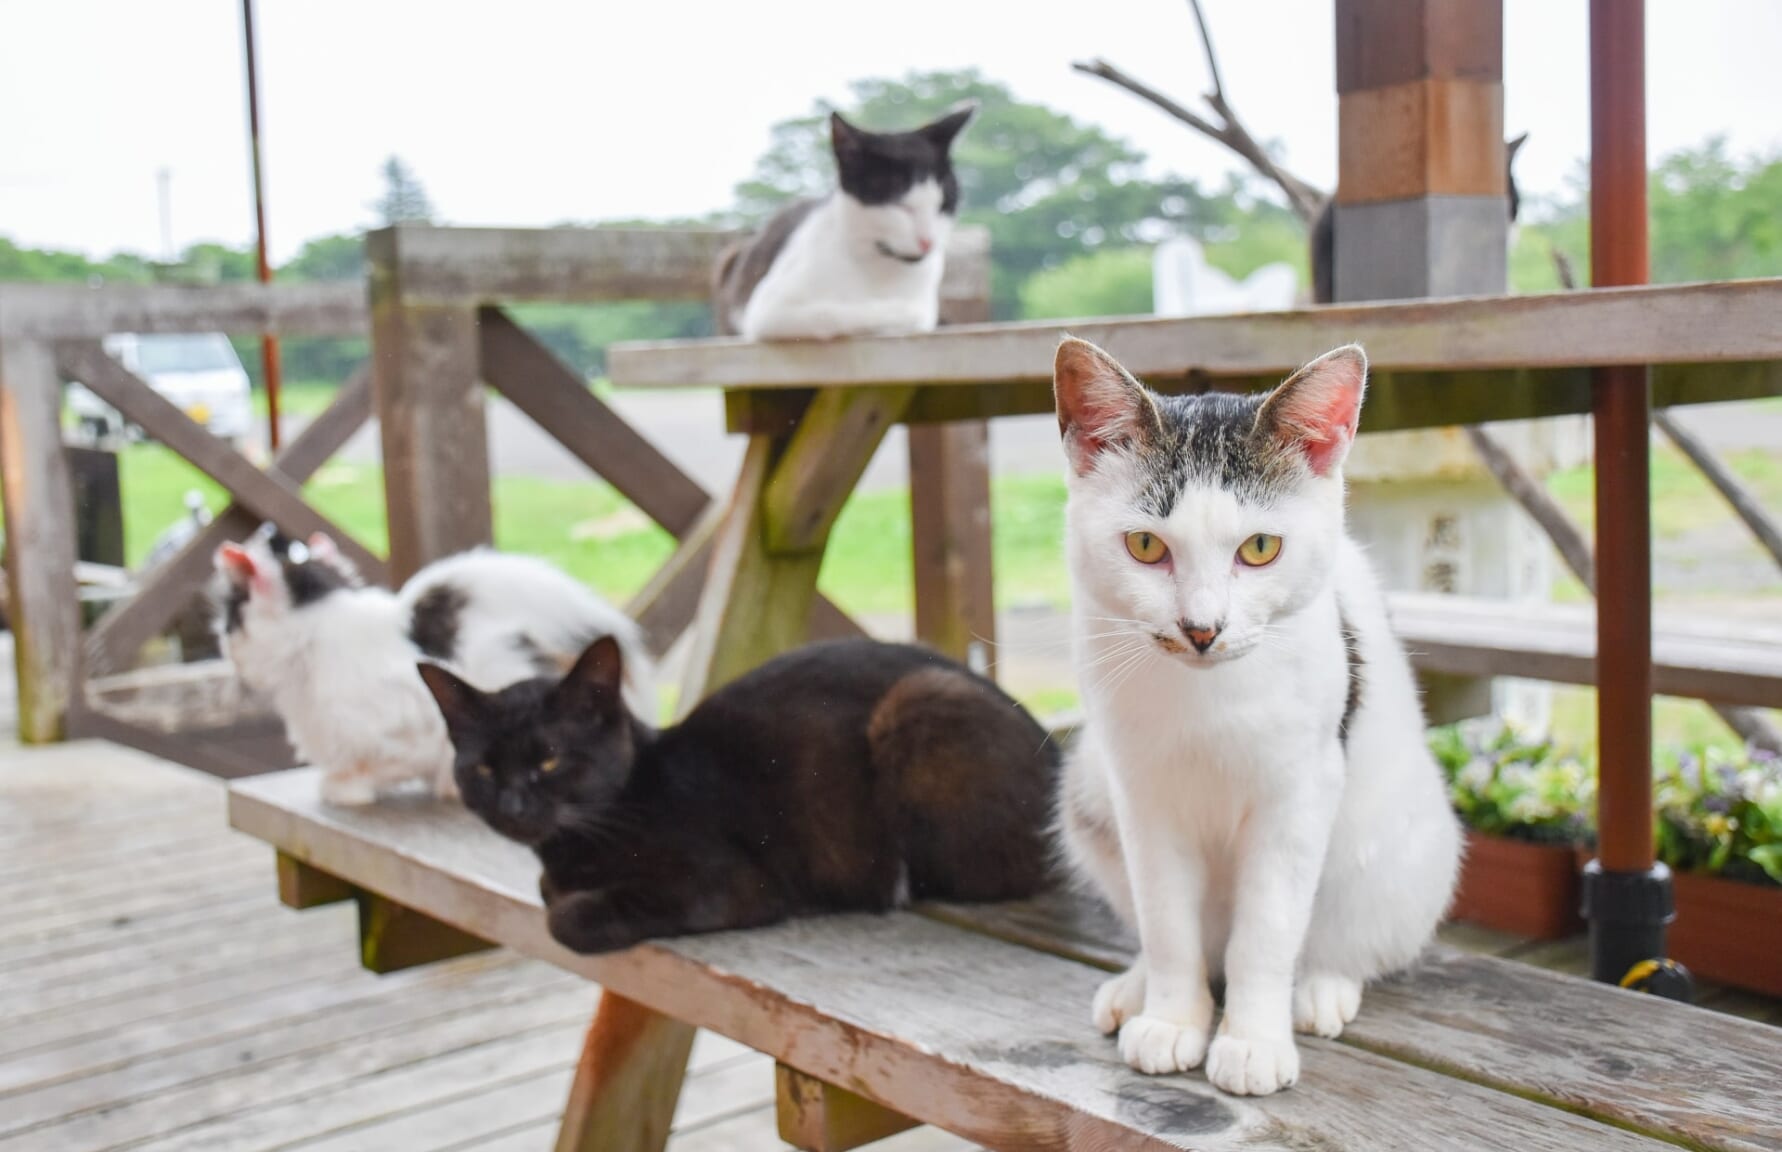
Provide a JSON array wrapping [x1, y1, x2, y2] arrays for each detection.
[[216, 532, 652, 806], [713, 104, 976, 341], [1051, 338, 1460, 1097]]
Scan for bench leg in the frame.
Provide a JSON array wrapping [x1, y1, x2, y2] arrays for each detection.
[[276, 852, 355, 909], [776, 1063, 919, 1152], [556, 991, 697, 1152]]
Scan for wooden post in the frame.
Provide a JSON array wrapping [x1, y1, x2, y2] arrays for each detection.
[[1333, 0, 1508, 300], [912, 255, 997, 674], [909, 423, 995, 674], [776, 1063, 918, 1152], [0, 335, 83, 742], [368, 226, 493, 583], [556, 993, 697, 1152]]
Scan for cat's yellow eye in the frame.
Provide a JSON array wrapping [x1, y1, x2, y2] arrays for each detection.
[[1237, 533, 1283, 567], [540, 757, 560, 775], [1125, 531, 1169, 565], [475, 764, 493, 779]]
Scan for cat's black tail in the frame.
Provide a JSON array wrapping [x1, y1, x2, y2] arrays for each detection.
[[868, 666, 1060, 904]]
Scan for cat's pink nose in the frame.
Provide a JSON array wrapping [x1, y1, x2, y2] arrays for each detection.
[[1181, 622, 1222, 653], [916, 236, 934, 254]]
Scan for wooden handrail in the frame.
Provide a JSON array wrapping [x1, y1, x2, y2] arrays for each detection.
[[0, 281, 365, 340], [606, 278, 1782, 391]]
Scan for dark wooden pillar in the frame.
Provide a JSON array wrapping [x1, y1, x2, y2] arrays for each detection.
[[367, 226, 493, 584], [1333, 0, 1508, 301], [0, 335, 82, 742]]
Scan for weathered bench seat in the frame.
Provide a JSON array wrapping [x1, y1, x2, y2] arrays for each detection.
[[231, 767, 1782, 1152]]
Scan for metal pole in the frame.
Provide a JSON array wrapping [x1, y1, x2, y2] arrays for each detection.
[[1583, 0, 1673, 989], [241, 0, 281, 452]]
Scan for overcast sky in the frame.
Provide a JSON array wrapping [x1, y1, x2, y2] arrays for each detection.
[[3, 0, 1778, 264]]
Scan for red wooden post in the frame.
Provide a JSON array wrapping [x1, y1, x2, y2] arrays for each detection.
[[1583, 0, 1674, 990]]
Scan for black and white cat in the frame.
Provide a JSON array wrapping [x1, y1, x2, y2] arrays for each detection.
[[1051, 339, 1461, 1097], [714, 104, 976, 340], [216, 532, 652, 806]]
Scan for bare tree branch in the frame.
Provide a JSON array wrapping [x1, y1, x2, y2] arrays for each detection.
[[1072, 58, 1327, 224], [1186, 0, 1226, 103], [1464, 424, 1782, 752], [1655, 411, 1782, 573]]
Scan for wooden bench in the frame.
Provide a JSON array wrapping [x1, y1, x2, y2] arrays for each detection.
[[230, 767, 1782, 1152]]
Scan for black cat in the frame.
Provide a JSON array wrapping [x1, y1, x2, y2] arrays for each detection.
[[419, 637, 1058, 955]]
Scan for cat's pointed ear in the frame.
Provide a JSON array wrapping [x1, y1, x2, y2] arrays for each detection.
[[561, 636, 624, 703], [1053, 337, 1159, 477], [918, 101, 978, 153], [1507, 131, 1529, 164], [1256, 344, 1367, 477], [216, 542, 257, 587], [417, 662, 485, 740], [830, 111, 868, 164], [306, 532, 339, 564]]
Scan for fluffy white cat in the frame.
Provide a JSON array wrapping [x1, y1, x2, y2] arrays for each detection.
[[216, 533, 652, 806], [714, 105, 975, 341], [1051, 338, 1460, 1097]]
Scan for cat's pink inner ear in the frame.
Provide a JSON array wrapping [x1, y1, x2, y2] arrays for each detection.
[[306, 532, 340, 562], [1053, 338, 1149, 475], [216, 543, 257, 586], [1264, 345, 1367, 476]]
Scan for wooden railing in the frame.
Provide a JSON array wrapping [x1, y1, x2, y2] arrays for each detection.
[[0, 224, 994, 758], [0, 281, 372, 745]]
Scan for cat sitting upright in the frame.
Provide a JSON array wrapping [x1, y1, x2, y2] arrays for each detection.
[[714, 103, 976, 341], [1050, 338, 1460, 1097], [419, 636, 1056, 955], [216, 532, 651, 806]]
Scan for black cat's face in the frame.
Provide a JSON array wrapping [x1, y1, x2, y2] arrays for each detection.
[[420, 637, 637, 846], [831, 103, 976, 263]]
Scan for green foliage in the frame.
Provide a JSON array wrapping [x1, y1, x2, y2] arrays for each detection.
[[1020, 247, 1153, 320], [1512, 138, 1782, 292], [1656, 745, 1782, 886], [0, 237, 154, 284], [1429, 722, 1596, 844], [731, 69, 1254, 318], [1431, 719, 1782, 888]]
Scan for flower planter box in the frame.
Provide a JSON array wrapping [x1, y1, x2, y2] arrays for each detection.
[[1667, 871, 1782, 998], [1449, 831, 1583, 939]]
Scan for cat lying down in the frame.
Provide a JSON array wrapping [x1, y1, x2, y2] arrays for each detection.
[[419, 636, 1057, 955], [215, 531, 651, 806]]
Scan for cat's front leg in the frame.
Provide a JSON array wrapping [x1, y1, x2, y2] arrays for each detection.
[[546, 889, 652, 954], [1110, 786, 1215, 1075], [1207, 758, 1342, 1096]]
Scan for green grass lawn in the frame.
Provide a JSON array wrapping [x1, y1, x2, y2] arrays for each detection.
[[253, 379, 341, 421], [100, 437, 1782, 752]]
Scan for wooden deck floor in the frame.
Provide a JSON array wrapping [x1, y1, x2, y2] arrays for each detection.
[[2, 738, 1775, 1151]]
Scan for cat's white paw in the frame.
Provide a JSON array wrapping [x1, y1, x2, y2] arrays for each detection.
[[1293, 973, 1363, 1039], [433, 769, 461, 803], [1092, 964, 1146, 1035], [1206, 1024, 1300, 1097], [1118, 1015, 1210, 1075], [320, 769, 377, 807]]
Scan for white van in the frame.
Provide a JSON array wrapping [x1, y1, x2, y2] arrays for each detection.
[[67, 333, 254, 448]]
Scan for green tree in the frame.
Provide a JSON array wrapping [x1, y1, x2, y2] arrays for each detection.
[[372, 156, 436, 225], [731, 69, 1225, 317], [283, 232, 365, 281], [1512, 138, 1782, 293], [1020, 247, 1154, 319]]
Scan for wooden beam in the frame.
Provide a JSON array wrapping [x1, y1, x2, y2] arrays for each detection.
[[762, 387, 914, 554], [56, 341, 381, 574], [777, 1063, 919, 1152], [277, 851, 355, 909], [678, 437, 824, 705], [611, 280, 1782, 394], [555, 992, 697, 1152], [0, 337, 82, 742], [0, 281, 366, 340], [368, 228, 493, 583], [357, 224, 988, 310], [84, 366, 378, 674], [357, 891, 495, 974], [477, 308, 710, 537], [909, 422, 996, 673]]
